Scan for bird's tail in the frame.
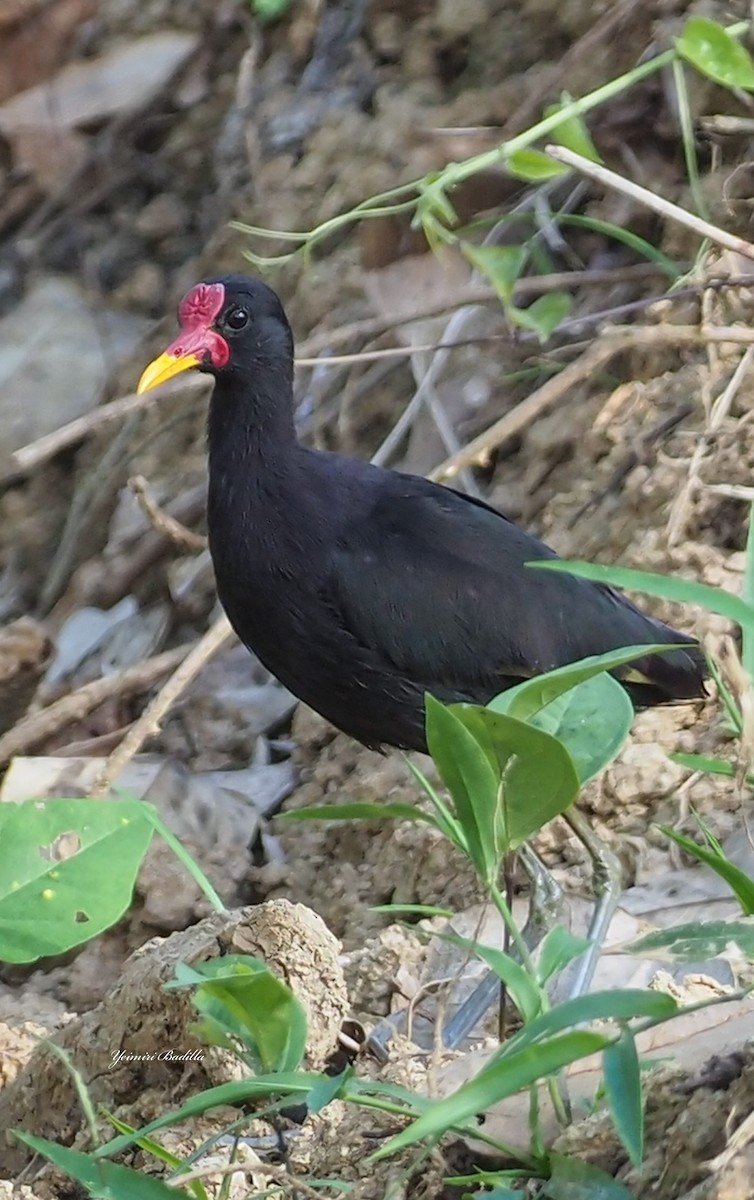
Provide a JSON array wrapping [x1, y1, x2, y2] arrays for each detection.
[[615, 623, 707, 706]]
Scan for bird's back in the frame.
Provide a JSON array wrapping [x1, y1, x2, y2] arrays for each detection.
[[208, 447, 705, 752]]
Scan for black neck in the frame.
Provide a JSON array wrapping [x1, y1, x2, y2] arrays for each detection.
[[207, 359, 297, 482]]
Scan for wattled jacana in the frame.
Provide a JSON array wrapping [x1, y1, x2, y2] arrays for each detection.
[[139, 275, 704, 741], [138, 275, 706, 1038]]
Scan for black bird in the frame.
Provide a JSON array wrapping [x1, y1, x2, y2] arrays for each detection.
[[138, 274, 706, 752]]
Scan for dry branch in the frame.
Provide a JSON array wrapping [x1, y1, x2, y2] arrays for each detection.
[[0, 646, 188, 768]]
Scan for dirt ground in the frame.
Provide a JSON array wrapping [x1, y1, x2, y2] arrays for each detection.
[[3, 0, 754, 1196]]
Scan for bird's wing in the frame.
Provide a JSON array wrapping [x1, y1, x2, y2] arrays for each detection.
[[324, 478, 702, 700]]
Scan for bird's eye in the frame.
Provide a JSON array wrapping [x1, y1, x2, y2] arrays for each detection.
[[225, 307, 249, 331]]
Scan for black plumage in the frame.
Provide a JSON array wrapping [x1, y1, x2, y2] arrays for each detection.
[[138, 274, 706, 752]]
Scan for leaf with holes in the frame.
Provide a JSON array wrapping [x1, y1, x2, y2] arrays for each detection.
[[0, 797, 153, 962]]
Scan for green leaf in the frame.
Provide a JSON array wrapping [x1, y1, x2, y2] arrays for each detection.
[[498, 989, 677, 1060], [544, 1153, 637, 1199], [402, 756, 464, 845], [450, 704, 580, 850], [14, 1135, 191, 1198], [491, 644, 677, 722], [306, 1068, 351, 1115], [559, 214, 680, 277], [171, 956, 307, 1074], [530, 674, 633, 784], [0, 798, 153, 963], [658, 825, 754, 915], [371, 1031, 610, 1159], [545, 99, 602, 162], [743, 500, 754, 679], [425, 695, 500, 882], [626, 918, 754, 962], [531, 559, 754, 638], [603, 1028, 644, 1167], [677, 17, 754, 90], [536, 926, 592, 985], [511, 292, 571, 342], [280, 802, 438, 827], [95, 1073, 321, 1158], [100, 1112, 210, 1200], [505, 149, 569, 181], [369, 903, 455, 917], [462, 244, 527, 305], [442, 932, 543, 1023], [670, 752, 736, 778]]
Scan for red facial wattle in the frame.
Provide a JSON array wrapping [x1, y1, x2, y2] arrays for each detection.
[[169, 282, 230, 368], [137, 282, 230, 393]]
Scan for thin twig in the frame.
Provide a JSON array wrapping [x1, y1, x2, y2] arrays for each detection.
[[294, 264, 668, 357], [666, 345, 754, 544], [130, 475, 207, 551], [89, 615, 235, 798], [0, 646, 188, 768], [429, 323, 754, 482], [7, 273, 754, 486], [706, 483, 754, 501], [4, 374, 209, 480], [545, 143, 754, 262]]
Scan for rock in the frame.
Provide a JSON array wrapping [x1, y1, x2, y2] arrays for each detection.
[[0, 31, 199, 131], [0, 275, 149, 468]]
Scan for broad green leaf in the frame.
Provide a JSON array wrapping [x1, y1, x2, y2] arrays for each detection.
[[627, 918, 754, 962], [171, 956, 307, 1074], [371, 1031, 610, 1159], [425, 695, 500, 881], [659, 825, 754, 915], [505, 149, 568, 181], [536, 926, 592, 985], [529, 673, 633, 784], [462, 244, 527, 305], [14, 1135, 190, 1198], [0, 798, 153, 963], [545, 100, 602, 162], [544, 1153, 637, 1199], [532, 559, 754, 637], [490, 644, 677, 722], [677, 17, 754, 90], [511, 292, 571, 342], [603, 1028, 643, 1167], [451, 704, 579, 848]]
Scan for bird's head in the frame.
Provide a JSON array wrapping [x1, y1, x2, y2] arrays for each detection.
[[137, 275, 292, 394]]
